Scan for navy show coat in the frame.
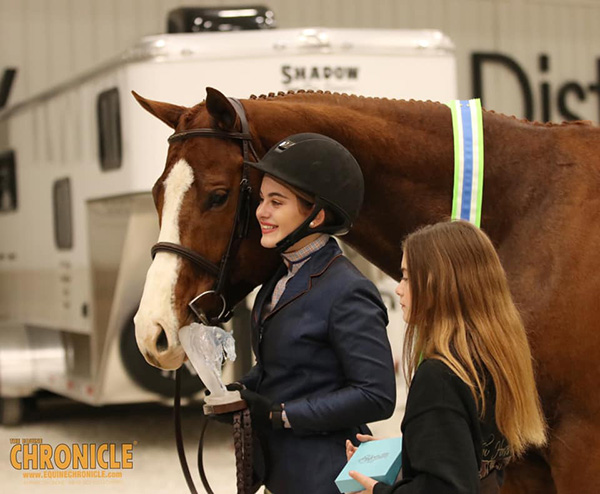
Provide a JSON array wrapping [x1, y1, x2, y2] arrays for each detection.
[[240, 238, 396, 494]]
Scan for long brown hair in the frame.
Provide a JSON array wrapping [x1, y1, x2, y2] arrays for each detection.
[[402, 220, 546, 457]]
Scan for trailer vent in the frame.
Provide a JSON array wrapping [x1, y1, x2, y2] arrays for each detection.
[[97, 87, 122, 171], [167, 5, 275, 33], [53, 178, 73, 250], [0, 150, 17, 212]]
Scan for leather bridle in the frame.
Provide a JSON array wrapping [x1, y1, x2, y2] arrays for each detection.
[[151, 97, 258, 325], [157, 97, 261, 494]]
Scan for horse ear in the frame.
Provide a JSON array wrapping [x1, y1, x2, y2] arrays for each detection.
[[205, 87, 237, 130], [131, 91, 186, 130]]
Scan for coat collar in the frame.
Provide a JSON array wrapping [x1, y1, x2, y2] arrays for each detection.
[[256, 238, 343, 322]]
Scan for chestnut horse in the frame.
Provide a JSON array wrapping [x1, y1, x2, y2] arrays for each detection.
[[133, 88, 600, 494]]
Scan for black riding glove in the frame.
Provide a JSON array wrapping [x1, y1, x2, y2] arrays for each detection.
[[205, 382, 245, 397], [240, 389, 283, 432]]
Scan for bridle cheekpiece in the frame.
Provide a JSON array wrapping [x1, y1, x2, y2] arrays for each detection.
[[151, 98, 258, 325]]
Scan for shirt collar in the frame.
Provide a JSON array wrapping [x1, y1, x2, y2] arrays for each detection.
[[281, 234, 330, 270]]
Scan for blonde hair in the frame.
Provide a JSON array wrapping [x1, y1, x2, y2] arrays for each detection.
[[402, 220, 546, 457]]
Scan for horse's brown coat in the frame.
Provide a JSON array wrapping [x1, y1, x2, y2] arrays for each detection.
[[134, 89, 600, 494]]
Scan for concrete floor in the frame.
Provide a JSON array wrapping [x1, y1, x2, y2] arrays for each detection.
[[1, 378, 407, 494]]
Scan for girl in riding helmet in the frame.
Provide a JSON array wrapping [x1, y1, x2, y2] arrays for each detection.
[[346, 220, 547, 494], [228, 133, 396, 494]]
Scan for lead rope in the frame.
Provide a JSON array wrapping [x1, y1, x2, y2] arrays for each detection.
[[175, 369, 257, 494]]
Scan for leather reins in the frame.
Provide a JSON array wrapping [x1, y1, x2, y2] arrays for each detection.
[[175, 370, 257, 494]]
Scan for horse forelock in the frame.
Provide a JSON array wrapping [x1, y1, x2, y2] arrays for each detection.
[[170, 102, 208, 134]]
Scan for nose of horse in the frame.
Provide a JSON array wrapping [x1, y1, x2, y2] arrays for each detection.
[[145, 323, 184, 370], [134, 313, 185, 370]]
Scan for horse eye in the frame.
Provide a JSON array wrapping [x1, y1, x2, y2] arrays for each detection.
[[207, 190, 229, 209]]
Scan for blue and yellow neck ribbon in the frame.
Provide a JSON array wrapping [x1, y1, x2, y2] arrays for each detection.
[[446, 99, 485, 227]]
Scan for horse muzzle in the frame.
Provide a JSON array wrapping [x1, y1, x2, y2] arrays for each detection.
[[133, 313, 186, 370]]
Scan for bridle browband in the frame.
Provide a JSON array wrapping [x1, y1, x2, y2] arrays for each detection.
[[151, 97, 258, 325]]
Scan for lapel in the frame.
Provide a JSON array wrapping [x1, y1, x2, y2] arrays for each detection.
[[265, 238, 343, 321], [253, 262, 286, 325]]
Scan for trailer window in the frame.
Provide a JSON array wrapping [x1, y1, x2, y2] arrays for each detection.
[[97, 87, 122, 171], [0, 150, 17, 212], [53, 178, 73, 249]]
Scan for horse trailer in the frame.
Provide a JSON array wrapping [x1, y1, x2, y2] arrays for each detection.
[[0, 27, 456, 424]]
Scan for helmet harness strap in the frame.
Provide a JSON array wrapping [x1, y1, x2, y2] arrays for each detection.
[[274, 200, 324, 253]]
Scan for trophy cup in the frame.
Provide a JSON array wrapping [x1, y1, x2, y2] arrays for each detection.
[[179, 323, 247, 414]]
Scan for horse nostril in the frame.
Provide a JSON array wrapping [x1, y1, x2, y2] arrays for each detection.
[[155, 326, 169, 353]]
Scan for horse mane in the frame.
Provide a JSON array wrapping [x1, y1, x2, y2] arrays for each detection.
[[246, 89, 595, 129], [248, 89, 445, 113], [184, 89, 594, 130]]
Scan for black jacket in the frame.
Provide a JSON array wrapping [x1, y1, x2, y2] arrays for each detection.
[[240, 238, 396, 494], [374, 359, 510, 494]]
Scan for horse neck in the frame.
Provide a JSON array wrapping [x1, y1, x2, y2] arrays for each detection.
[[245, 94, 541, 280]]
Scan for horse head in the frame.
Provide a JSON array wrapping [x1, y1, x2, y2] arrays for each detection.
[[132, 88, 280, 370]]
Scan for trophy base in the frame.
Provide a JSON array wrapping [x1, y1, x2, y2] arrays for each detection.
[[203, 390, 247, 415]]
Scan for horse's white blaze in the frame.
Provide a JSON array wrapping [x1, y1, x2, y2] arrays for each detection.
[[134, 159, 194, 368]]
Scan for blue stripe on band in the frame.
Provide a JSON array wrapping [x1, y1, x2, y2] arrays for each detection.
[[459, 102, 474, 221]]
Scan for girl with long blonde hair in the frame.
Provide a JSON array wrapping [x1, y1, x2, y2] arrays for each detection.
[[348, 220, 546, 494]]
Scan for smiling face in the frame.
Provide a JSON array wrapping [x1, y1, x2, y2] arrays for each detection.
[[395, 252, 412, 324], [256, 175, 324, 252]]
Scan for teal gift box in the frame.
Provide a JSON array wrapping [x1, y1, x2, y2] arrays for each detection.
[[335, 437, 403, 493]]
